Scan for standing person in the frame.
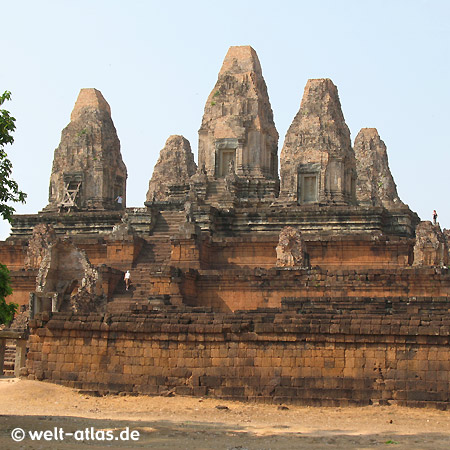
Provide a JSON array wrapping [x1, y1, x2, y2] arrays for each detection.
[[124, 270, 131, 291], [115, 195, 123, 209], [433, 210, 438, 225]]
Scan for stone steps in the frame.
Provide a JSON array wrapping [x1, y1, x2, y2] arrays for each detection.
[[3, 342, 16, 376], [205, 180, 237, 208], [133, 238, 172, 265], [113, 279, 156, 298], [106, 298, 146, 313], [206, 181, 228, 200], [106, 295, 171, 313], [281, 296, 450, 317], [134, 210, 184, 264], [111, 210, 185, 308], [151, 211, 185, 235], [113, 260, 172, 302]]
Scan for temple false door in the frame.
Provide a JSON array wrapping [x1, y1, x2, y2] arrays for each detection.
[[298, 173, 318, 204], [219, 149, 236, 177]]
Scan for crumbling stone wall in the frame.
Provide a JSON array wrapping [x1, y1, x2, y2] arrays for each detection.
[[26, 302, 450, 409], [36, 240, 105, 313], [24, 224, 56, 269]]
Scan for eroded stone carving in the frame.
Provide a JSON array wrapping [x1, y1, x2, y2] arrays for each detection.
[[36, 239, 104, 313], [24, 224, 57, 269], [354, 128, 403, 208], [45, 88, 127, 212], [280, 79, 356, 204], [413, 221, 448, 267], [110, 213, 135, 240], [189, 164, 208, 201], [146, 135, 197, 202], [276, 227, 306, 267]]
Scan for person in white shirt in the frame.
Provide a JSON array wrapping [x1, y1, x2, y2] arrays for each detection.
[[124, 270, 131, 290]]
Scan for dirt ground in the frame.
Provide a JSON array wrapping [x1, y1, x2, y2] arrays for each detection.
[[1, 377, 450, 449]]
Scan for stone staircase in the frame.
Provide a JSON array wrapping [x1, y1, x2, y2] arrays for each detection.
[[133, 210, 185, 266], [106, 292, 172, 314], [2, 341, 16, 376], [106, 262, 169, 313], [151, 210, 185, 236], [206, 180, 234, 205], [281, 295, 450, 320], [133, 238, 172, 265], [106, 210, 185, 313]]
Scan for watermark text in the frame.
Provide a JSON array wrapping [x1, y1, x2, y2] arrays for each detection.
[[11, 426, 140, 442]]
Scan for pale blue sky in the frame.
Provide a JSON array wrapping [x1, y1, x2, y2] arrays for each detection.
[[1, 0, 449, 239]]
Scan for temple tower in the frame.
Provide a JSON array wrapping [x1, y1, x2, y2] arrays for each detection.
[[198, 46, 279, 198], [45, 88, 127, 212], [354, 128, 403, 208], [280, 79, 356, 205], [146, 135, 197, 202]]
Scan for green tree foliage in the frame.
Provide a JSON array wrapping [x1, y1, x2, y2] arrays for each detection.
[[0, 91, 24, 326], [0, 264, 17, 326], [0, 91, 26, 223]]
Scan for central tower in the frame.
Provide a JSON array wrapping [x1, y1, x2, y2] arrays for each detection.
[[198, 46, 279, 198]]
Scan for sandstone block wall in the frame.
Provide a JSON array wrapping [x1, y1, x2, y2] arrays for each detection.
[[197, 236, 412, 270], [184, 267, 450, 312], [0, 241, 26, 270], [9, 272, 37, 307], [26, 302, 450, 409]]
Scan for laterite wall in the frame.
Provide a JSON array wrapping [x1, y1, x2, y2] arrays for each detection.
[[26, 302, 450, 409]]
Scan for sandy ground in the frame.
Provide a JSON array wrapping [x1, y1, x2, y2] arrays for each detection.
[[1, 378, 450, 449]]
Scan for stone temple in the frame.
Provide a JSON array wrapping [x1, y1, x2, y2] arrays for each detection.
[[1, 46, 450, 408]]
